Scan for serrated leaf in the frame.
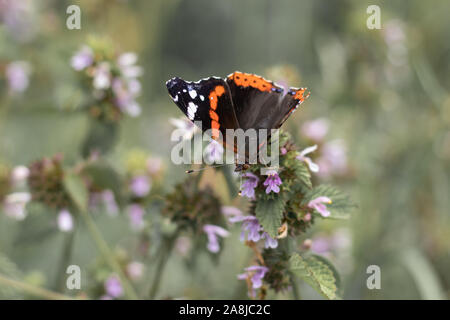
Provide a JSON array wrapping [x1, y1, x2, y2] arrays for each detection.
[[289, 253, 340, 300], [302, 184, 354, 219], [63, 172, 88, 213], [294, 161, 312, 190], [255, 196, 285, 238]]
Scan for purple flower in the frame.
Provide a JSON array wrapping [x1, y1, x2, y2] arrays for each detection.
[[240, 172, 259, 199], [93, 62, 111, 90], [104, 275, 123, 298], [263, 170, 282, 194], [221, 206, 243, 218], [126, 262, 144, 281], [301, 118, 329, 142], [111, 77, 141, 117], [57, 209, 74, 232], [229, 215, 262, 243], [317, 140, 348, 178], [307, 196, 332, 217], [296, 145, 319, 173], [170, 117, 198, 141], [129, 175, 151, 197], [204, 140, 224, 164], [11, 165, 29, 187], [70, 45, 93, 71], [6, 61, 30, 93], [2, 192, 30, 220], [203, 224, 229, 253], [238, 266, 269, 289], [127, 204, 145, 230], [91, 190, 119, 216], [261, 232, 278, 249]]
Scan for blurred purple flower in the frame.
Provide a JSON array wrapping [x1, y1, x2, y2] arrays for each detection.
[[104, 275, 123, 298], [263, 170, 282, 194], [170, 117, 198, 141], [317, 140, 348, 178], [261, 232, 278, 249], [93, 62, 111, 90], [6, 61, 30, 93], [229, 215, 261, 242], [203, 224, 229, 253], [0, 0, 35, 42], [307, 196, 332, 217], [70, 46, 93, 71], [204, 140, 224, 164], [11, 165, 29, 187], [57, 209, 74, 232], [221, 206, 243, 218], [117, 52, 143, 79], [2, 192, 30, 220], [126, 262, 144, 281], [127, 204, 145, 230], [296, 145, 319, 173], [111, 77, 141, 117], [90, 190, 119, 216], [129, 175, 151, 198], [238, 266, 269, 289], [301, 118, 329, 142], [240, 172, 259, 199]]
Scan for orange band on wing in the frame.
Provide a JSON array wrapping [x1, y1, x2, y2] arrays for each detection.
[[209, 85, 226, 139], [227, 72, 275, 92]]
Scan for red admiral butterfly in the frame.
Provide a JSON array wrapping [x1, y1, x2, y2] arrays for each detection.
[[166, 71, 309, 167]]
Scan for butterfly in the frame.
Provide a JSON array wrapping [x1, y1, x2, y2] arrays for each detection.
[[166, 71, 309, 169]]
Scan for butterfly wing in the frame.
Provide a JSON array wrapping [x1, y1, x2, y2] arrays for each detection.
[[272, 87, 310, 128], [166, 76, 240, 141], [226, 71, 285, 131]]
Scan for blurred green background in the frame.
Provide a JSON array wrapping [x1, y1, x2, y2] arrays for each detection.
[[0, 0, 449, 299]]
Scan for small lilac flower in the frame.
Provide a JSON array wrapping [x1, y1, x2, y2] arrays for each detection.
[[204, 140, 224, 164], [229, 215, 262, 242], [221, 206, 243, 218], [11, 165, 29, 187], [317, 140, 348, 178], [203, 224, 229, 253], [127, 204, 145, 230], [129, 175, 151, 198], [2, 192, 30, 220], [240, 172, 259, 199], [93, 62, 111, 90], [303, 212, 312, 222], [238, 266, 269, 289], [310, 236, 331, 254], [296, 145, 319, 173], [104, 275, 123, 298], [301, 118, 329, 142], [280, 147, 287, 155], [5, 61, 30, 93], [57, 209, 74, 232], [261, 232, 278, 249], [307, 196, 332, 217], [126, 262, 144, 281], [117, 52, 138, 67], [170, 117, 198, 141], [70, 45, 93, 71], [263, 170, 282, 194]]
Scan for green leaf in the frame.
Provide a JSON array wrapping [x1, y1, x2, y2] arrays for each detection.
[[294, 161, 312, 190], [302, 184, 355, 219], [255, 196, 285, 238], [0, 253, 23, 299], [63, 172, 89, 213], [290, 253, 341, 300]]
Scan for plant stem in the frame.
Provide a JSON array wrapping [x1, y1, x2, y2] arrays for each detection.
[[148, 229, 179, 299], [54, 230, 76, 292], [78, 208, 138, 299], [0, 273, 75, 300], [221, 166, 238, 197]]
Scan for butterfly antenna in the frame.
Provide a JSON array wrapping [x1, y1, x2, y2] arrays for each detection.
[[185, 163, 230, 174]]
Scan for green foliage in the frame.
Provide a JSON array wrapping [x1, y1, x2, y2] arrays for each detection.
[[255, 196, 286, 238], [289, 253, 341, 300], [82, 120, 119, 158], [302, 185, 354, 219], [0, 253, 23, 299]]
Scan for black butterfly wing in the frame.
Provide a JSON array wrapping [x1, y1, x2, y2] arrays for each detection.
[[272, 87, 310, 128], [226, 71, 285, 131], [166, 76, 240, 141]]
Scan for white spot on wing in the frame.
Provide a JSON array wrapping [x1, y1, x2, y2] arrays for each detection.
[[189, 90, 197, 99], [173, 95, 178, 102], [187, 102, 198, 120], [200, 95, 205, 101]]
